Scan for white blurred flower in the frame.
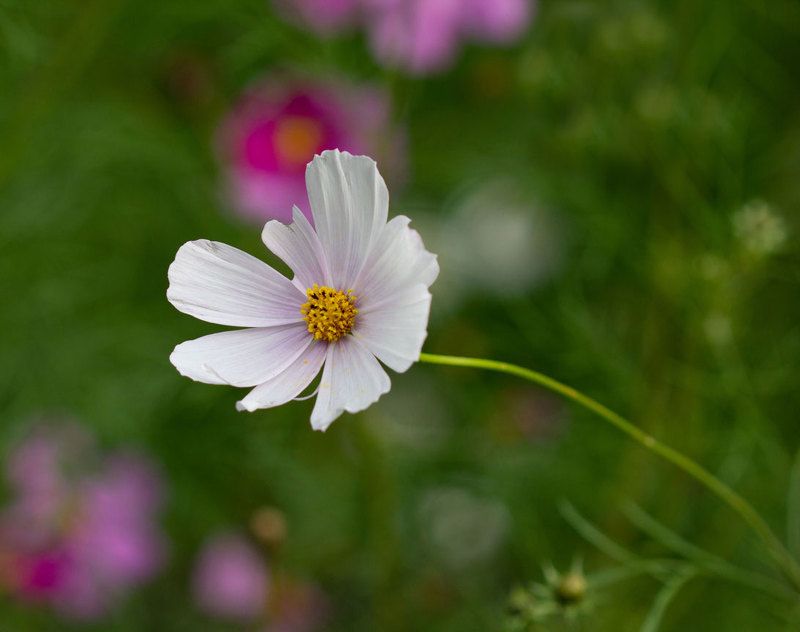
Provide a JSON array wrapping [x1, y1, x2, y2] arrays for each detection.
[[732, 200, 788, 257], [368, 374, 453, 451], [417, 487, 510, 569], [167, 150, 438, 431], [430, 180, 563, 311], [703, 312, 732, 348]]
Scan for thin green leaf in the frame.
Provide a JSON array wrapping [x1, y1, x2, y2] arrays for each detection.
[[559, 500, 638, 564], [623, 502, 794, 600], [787, 447, 800, 559], [622, 502, 729, 567], [640, 569, 697, 632], [588, 560, 684, 590]]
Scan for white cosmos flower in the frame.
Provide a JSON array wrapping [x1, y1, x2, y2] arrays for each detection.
[[167, 150, 438, 431]]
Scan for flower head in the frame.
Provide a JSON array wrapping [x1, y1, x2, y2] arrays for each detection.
[[366, 0, 535, 75], [275, 0, 534, 75], [507, 560, 590, 627], [218, 81, 401, 224], [0, 423, 166, 620], [168, 150, 438, 431]]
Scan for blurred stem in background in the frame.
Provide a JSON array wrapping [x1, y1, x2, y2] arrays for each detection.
[[418, 353, 800, 594]]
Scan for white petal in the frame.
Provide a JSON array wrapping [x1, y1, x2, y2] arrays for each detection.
[[306, 150, 389, 290], [236, 341, 327, 412], [262, 206, 331, 293], [170, 324, 312, 387], [167, 240, 305, 327], [353, 284, 432, 372], [354, 216, 439, 307], [310, 337, 391, 432]]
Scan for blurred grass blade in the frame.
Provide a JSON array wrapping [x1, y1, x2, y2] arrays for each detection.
[[622, 502, 728, 568], [624, 502, 794, 600], [639, 569, 697, 632], [589, 560, 683, 590], [419, 353, 800, 590], [559, 500, 637, 564], [787, 448, 800, 559]]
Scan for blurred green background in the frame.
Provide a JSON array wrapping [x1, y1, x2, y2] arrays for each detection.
[[2, 0, 800, 630]]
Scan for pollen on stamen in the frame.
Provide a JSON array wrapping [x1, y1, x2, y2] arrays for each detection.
[[300, 284, 358, 343]]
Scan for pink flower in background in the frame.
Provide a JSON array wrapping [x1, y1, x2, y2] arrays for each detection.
[[218, 80, 402, 224], [0, 423, 166, 620], [274, 0, 534, 75], [193, 532, 269, 621], [462, 0, 532, 42], [272, 0, 359, 35], [364, 0, 533, 74], [365, 0, 465, 74]]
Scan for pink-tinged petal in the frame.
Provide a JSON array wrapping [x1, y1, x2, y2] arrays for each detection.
[[236, 340, 327, 412], [170, 323, 311, 387], [51, 564, 108, 621], [99, 455, 164, 517], [66, 455, 166, 590], [353, 284, 432, 372], [226, 169, 309, 224], [262, 206, 331, 292], [70, 521, 163, 586], [310, 337, 391, 431], [463, 0, 533, 42], [16, 550, 71, 599], [305, 150, 389, 289], [354, 215, 439, 307], [167, 240, 304, 327], [366, 0, 464, 75]]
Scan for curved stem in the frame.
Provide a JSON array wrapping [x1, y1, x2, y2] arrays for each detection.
[[418, 352, 800, 591]]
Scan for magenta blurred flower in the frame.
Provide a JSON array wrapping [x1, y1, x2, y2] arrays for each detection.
[[273, 0, 359, 35], [218, 80, 402, 224], [193, 532, 269, 621], [0, 423, 167, 620]]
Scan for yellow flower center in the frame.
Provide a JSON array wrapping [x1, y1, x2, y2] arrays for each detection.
[[300, 284, 358, 343], [274, 116, 323, 168]]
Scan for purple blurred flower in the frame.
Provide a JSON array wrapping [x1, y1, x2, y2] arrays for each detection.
[[193, 532, 269, 622], [0, 423, 167, 620], [365, 0, 465, 74], [273, 0, 359, 35], [275, 0, 534, 75], [462, 0, 532, 42], [365, 0, 533, 74], [218, 79, 402, 224]]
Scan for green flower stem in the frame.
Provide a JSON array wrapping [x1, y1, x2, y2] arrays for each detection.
[[418, 352, 800, 591]]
